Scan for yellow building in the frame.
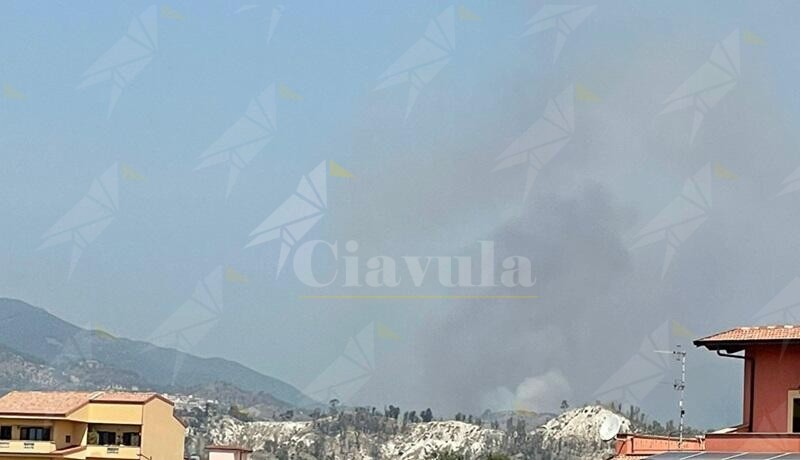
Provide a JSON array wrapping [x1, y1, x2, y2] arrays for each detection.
[[0, 391, 185, 460]]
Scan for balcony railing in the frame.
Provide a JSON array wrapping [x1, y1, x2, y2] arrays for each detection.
[[0, 440, 57, 453], [705, 431, 800, 453], [85, 445, 141, 459]]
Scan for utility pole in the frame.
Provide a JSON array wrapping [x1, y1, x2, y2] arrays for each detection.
[[655, 345, 687, 448]]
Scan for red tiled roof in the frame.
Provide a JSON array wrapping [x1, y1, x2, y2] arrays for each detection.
[[695, 325, 800, 350], [697, 325, 800, 342], [92, 391, 160, 403], [0, 390, 168, 415], [0, 391, 93, 415]]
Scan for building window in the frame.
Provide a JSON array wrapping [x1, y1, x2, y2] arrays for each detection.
[[65, 435, 71, 444], [789, 390, 800, 432], [793, 398, 800, 433], [20, 427, 51, 441], [97, 431, 117, 445], [0, 426, 10, 440], [122, 432, 140, 446]]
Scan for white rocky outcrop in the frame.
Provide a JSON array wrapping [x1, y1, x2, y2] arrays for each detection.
[[537, 406, 631, 460], [381, 421, 505, 459]]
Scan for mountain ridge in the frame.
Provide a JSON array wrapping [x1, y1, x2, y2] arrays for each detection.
[[0, 297, 312, 407]]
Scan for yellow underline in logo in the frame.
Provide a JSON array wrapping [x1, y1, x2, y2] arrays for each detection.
[[298, 295, 539, 300]]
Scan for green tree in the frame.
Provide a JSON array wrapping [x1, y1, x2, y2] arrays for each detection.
[[329, 398, 340, 415], [486, 454, 511, 460], [228, 404, 253, 422]]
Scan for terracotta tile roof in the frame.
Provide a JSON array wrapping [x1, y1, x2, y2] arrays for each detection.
[[0, 390, 167, 415], [0, 391, 93, 415], [696, 325, 800, 342], [694, 325, 800, 351], [92, 391, 160, 403]]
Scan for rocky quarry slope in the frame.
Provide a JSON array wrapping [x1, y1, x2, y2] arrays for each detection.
[[538, 406, 632, 460], [186, 405, 630, 460]]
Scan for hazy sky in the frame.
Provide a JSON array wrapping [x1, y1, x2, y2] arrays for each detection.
[[3, 0, 800, 429]]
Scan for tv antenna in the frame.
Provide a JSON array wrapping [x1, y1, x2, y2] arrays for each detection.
[[655, 345, 687, 448]]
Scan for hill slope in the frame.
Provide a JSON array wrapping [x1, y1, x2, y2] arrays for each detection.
[[537, 406, 632, 460], [0, 298, 311, 407], [182, 405, 629, 459]]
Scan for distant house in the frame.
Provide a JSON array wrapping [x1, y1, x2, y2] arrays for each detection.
[[206, 445, 251, 460], [615, 325, 800, 458], [0, 390, 185, 460]]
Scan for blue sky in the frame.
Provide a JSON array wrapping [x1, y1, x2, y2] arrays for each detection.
[[4, 0, 800, 428]]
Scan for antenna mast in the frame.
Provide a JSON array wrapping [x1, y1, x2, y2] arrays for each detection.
[[655, 345, 687, 448], [675, 345, 687, 448]]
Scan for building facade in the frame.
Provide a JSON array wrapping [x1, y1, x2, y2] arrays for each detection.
[[615, 325, 800, 458], [696, 326, 800, 434], [206, 446, 251, 460], [0, 391, 185, 460]]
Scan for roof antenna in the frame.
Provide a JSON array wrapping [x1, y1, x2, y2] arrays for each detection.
[[655, 345, 687, 449]]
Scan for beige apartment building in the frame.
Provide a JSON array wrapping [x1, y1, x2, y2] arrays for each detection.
[[0, 391, 185, 460]]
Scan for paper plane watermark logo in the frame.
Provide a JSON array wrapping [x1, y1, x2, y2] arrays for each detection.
[[630, 164, 712, 279], [523, 4, 596, 61], [39, 163, 123, 278], [660, 30, 740, 144], [78, 5, 158, 118], [493, 85, 574, 204], [246, 160, 353, 276], [594, 321, 683, 407], [303, 322, 376, 405], [195, 84, 278, 198], [147, 266, 225, 384], [752, 278, 800, 324], [375, 6, 455, 119]]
